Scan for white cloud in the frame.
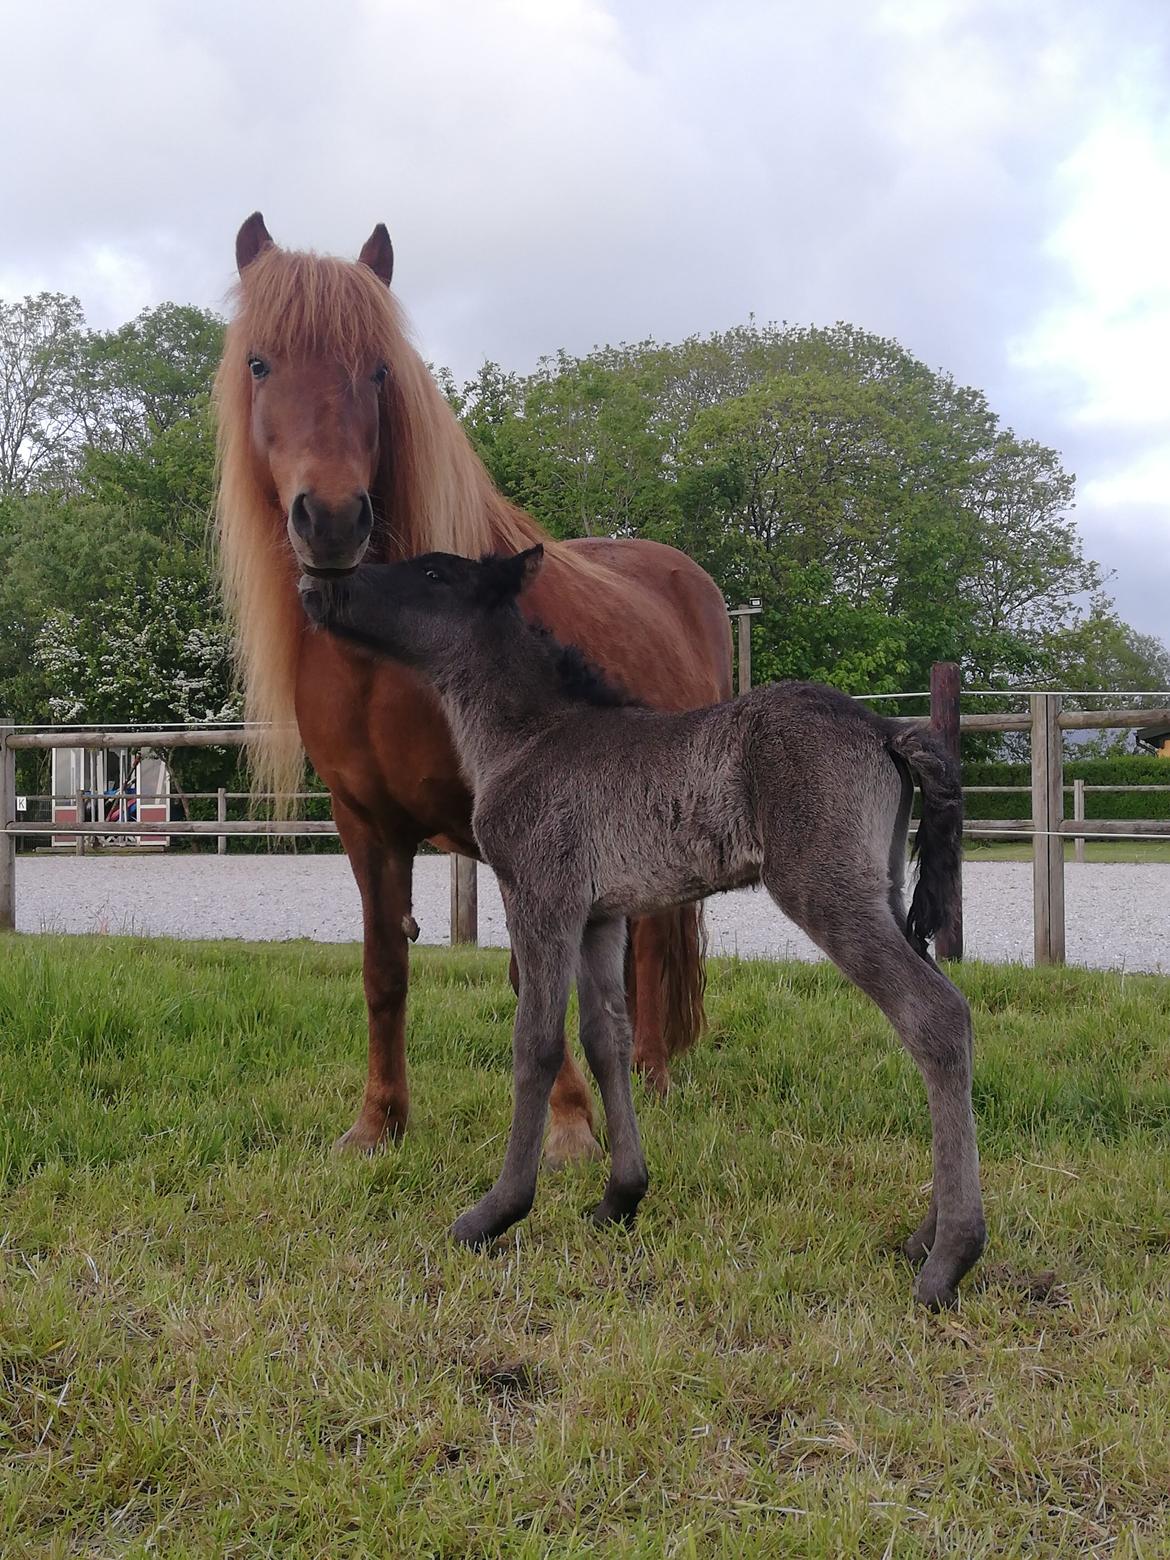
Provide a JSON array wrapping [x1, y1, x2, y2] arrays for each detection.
[[1, 0, 1168, 636], [1013, 116, 1170, 428]]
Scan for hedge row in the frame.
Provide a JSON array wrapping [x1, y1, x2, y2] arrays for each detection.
[[962, 755, 1170, 821]]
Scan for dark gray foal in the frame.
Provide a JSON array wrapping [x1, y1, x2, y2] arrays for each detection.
[[301, 547, 986, 1307]]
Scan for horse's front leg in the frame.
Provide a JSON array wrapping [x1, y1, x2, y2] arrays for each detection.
[[333, 804, 420, 1153], [453, 918, 579, 1247]]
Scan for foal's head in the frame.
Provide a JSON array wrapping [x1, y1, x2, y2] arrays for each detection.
[[299, 547, 545, 667]]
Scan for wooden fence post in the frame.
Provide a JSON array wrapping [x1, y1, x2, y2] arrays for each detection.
[[729, 602, 763, 695], [1030, 693, 1065, 965], [929, 661, 963, 960], [737, 614, 752, 695], [0, 721, 15, 932], [217, 787, 227, 856], [75, 778, 86, 857], [1073, 777, 1085, 865], [450, 854, 478, 944]]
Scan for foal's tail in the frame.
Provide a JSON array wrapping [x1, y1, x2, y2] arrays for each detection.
[[887, 725, 964, 960]]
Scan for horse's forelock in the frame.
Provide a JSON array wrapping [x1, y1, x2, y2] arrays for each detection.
[[232, 247, 402, 374]]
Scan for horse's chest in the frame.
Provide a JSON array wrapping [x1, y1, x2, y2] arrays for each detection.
[[294, 637, 471, 840]]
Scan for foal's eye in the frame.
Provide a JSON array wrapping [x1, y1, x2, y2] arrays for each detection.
[[372, 364, 389, 387], [247, 355, 270, 381], [424, 568, 440, 582]]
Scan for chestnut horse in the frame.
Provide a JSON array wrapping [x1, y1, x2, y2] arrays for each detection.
[[214, 214, 732, 1163]]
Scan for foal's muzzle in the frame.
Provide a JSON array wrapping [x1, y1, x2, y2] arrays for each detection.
[[298, 573, 347, 628]]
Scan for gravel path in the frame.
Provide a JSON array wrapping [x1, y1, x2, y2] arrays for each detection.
[[13, 854, 1169, 973]]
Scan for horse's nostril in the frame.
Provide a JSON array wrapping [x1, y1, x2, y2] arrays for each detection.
[[290, 491, 312, 540]]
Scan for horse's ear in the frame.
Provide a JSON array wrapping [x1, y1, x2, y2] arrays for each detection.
[[358, 224, 394, 287], [236, 212, 274, 275]]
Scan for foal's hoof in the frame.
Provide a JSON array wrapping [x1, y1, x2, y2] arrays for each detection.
[[544, 1116, 603, 1171], [902, 1210, 938, 1266], [912, 1226, 987, 1310], [451, 1211, 496, 1250], [903, 1230, 931, 1266], [913, 1271, 959, 1311], [588, 1198, 640, 1230]]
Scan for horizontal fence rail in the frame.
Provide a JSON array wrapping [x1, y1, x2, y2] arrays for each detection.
[[3, 682, 1169, 958]]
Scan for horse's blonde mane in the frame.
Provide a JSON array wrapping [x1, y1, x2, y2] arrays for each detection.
[[214, 245, 571, 805]]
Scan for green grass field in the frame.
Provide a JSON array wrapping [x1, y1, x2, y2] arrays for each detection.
[[2, 937, 1169, 1557], [964, 839, 1170, 864]]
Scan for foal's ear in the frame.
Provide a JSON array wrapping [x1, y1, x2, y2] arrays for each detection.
[[358, 224, 395, 287], [236, 212, 274, 274], [504, 545, 544, 598], [477, 545, 544, 606]]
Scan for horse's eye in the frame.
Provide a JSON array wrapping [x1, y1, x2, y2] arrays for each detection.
[[248, 356, 270, 381], [425, 568, 440, 582], [372, 364, 389, 387]]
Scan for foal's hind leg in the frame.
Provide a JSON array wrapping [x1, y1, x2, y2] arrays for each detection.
[[767, 879, 985, 1308], [579, 918, 649, 1227], [452, 910, 581, 1249]]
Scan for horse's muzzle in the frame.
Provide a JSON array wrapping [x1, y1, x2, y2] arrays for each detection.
[[288, 489, 373, 574]]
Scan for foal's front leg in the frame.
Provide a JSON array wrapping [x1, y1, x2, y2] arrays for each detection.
[[452, 917, 580, 1248]]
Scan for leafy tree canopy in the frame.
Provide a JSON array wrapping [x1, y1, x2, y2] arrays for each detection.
[[448, 321, 1161, 696]]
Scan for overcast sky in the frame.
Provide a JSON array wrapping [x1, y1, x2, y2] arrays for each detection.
[[3, 0, 1167, 646]]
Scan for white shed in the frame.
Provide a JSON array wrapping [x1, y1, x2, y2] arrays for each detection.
[[51, 746, 171, 849]]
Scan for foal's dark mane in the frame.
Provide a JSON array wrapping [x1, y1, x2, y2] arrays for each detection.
[[468, 549, 641, 709], [527, 619, 642, 709]]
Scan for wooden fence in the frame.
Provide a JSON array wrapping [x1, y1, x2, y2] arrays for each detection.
[[3, 677, 1169, 964]]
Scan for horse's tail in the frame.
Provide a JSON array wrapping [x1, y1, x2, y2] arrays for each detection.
[[887, 724, 964, 960], [661, 902, 708, 1054]]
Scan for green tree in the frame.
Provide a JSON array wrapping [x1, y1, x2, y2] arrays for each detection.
[[83, 303, 224, 454], [0, 293, 88, 493], [446, 320, 1128, 696]]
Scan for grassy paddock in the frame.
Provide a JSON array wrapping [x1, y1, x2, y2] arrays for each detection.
[[964, 839, 1170, 864], [1, 936, 1169, 1557]]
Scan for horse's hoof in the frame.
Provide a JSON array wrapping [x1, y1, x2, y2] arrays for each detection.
[[332, 1110, 405, 1156], [632, 1058, 670, 1097], [544, 1116, 603, 1170]]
